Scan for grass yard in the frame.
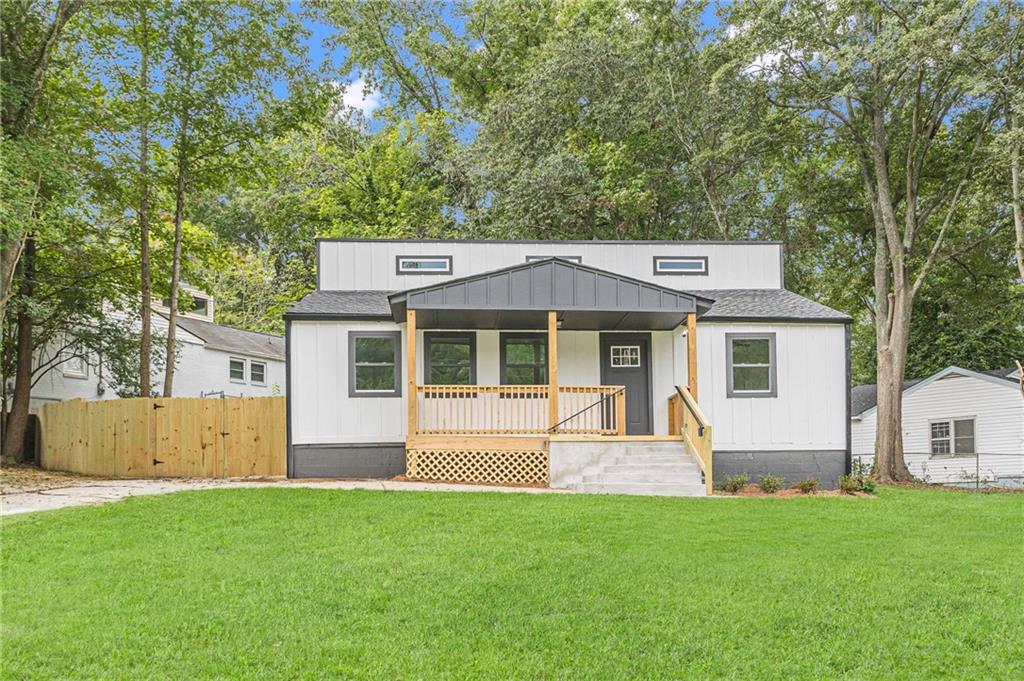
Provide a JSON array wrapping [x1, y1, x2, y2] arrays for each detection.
[[2, 487, 1022, 679]]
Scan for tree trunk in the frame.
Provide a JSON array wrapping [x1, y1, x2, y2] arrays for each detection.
[[162, 138, 187, 397], [0, 238, 25, 327], [1, 237, 36, 462], [1011, 113, 1024, 280], [873, 287, 914, 483], [867, 106, 915, 483], [138, 2, 152, 397]]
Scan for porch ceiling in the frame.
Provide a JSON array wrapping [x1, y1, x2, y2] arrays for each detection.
[[388, 258, 713, 330]]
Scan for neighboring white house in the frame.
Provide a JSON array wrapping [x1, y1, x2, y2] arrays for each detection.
[[286, 239, 852, 491], [26, 289, 285, 412], [851, 366, 1024, 487]]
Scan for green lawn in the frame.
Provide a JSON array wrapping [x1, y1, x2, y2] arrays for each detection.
[[2, 487, 1022, 679]]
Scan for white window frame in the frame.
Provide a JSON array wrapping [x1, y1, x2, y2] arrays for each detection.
[[609, 345, 641, 368], [229, 357, 247, 384], [395, 255, 452, 275], [653, 256, 709, 276], [249, 360, 267, 386], [60, 351, 88, 379], [929, 418, 976, 457]]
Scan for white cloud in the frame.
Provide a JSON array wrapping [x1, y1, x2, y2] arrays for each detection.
[[338, 76, 383, 117]]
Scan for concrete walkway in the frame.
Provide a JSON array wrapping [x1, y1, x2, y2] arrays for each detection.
[[1, 478, 569, 516]]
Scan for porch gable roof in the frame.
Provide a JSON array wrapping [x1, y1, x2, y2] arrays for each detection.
[[387, 258, 713, 330]]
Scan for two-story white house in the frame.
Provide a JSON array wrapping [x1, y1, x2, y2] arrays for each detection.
[[285, 239, 851, 494]]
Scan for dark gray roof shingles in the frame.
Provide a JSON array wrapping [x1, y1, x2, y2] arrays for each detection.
[[287, 290, 393, 318], [172, 316, 285, 360], [286, 287, 851, 323], [694, 289, 851, 322]]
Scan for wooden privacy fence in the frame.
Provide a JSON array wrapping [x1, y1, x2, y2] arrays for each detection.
[[37, 397, 286, 478]]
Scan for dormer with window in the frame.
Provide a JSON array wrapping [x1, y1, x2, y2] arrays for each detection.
[[153, 285, 215, 322]]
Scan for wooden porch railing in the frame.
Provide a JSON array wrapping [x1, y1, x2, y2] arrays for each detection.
[[551, 385, 625, 435], [416, 384, 625, 435], [668, 386, 713, 495]]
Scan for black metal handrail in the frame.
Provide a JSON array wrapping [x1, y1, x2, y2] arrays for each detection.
[[674, 385, 705, 437], [547, 387, 625, 433]]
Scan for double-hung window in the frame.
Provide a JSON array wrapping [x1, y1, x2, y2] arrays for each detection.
[[349, 331, 402, 397], [61, 350, 88, 379], [726, 333, 777, 398], [424, 333, 476, 385], [249, 361, 266, 386], [395, 255, 452, 275], [229, 358, 246, 382], [500, 334, 547, 385], [930, 418, 975, 456]]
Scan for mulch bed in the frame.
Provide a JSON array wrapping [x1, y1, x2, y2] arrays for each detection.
[[719, 483, 873, 498]]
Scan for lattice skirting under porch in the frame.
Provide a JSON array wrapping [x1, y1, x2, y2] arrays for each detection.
[[406, 449, 549, 486]]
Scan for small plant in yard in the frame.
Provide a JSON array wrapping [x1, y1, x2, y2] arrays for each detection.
[[759, 475, 785, 494], [722, 474, 749, 493], [838, 474, 861, 494], [794, 477, 819, 494], [839, 473, 876, 495]]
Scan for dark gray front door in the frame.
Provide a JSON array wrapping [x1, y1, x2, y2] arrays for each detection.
[[600, 333, 652, 435]]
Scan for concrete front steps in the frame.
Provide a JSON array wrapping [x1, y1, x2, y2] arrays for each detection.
[[550, 440, 706, 497]]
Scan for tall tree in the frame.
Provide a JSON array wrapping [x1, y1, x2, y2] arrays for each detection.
[[157, 0, 306, 395], [83, 0, 167, 396], [0, 0, 84, 327], [733, 0, 1013, 481]]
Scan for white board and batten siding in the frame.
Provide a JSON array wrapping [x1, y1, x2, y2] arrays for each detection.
[[317, 240, 784, 292], [289, 319, 848, 453], [694, 322, 848, 452], [852, 372, 1024, 484]]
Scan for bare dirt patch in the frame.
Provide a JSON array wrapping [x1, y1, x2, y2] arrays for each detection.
[[0, 464, 94, 494]]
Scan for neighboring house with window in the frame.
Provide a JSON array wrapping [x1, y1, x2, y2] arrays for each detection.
[[851, 366, 1024, 486], [286, 239, 851, 493], [26, 292, 285, 412]]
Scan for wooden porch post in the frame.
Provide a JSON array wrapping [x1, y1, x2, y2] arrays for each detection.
[[547, 310, 558, 430], [686, 312, 698, 401], [407, 309, 417, 436]]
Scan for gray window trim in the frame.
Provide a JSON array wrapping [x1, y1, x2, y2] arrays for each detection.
[[395, 255, 452, 275], [652, 255, 709, 276], [423, 332, 477, 385], [499, 332, 548, 385], [348, 330, 402, 398], [525, 255, 582, 263], [726, 332, 777, 398]]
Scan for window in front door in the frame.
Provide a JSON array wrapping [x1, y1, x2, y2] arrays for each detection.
[[610, 345, 641, 368]]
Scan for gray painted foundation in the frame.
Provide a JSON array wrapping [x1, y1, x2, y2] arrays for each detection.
[[290, 443, 406, 479], [713, 450, 846, 488]]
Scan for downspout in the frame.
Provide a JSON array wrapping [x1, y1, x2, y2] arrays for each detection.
[[845, 322, 852, 476], [285, 318, 293, 478]]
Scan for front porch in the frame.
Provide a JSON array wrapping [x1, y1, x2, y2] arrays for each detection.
[[394, 258, 714, 494]]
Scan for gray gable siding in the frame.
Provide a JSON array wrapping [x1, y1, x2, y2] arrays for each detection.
[[401, 259, 698, 314]]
